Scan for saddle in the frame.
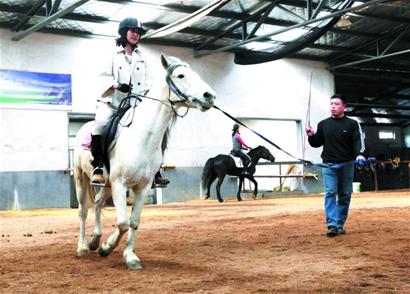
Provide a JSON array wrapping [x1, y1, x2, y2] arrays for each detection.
[[80, 98, 134, 173], [229, 152, 244, 168]]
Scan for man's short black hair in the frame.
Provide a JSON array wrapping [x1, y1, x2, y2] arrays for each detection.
[[330, 94, 347, 105]]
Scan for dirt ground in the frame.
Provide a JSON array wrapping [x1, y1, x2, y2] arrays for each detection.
[[1, 190, 409, 294]]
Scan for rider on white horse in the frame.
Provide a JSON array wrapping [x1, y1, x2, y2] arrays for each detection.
[[230, 123, 251, 174], [90, 17, 169, 187]]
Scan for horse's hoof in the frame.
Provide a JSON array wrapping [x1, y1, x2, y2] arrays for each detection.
[[237, 198, 242, 201], [98, 247, 110, 257], [77, 248, 89, 257], [89, 242, 99, 251], [77, 242, 89, 257], [89, 235, 101, 251], [252, 195, 257, 199], [217, 198, 224, 203], [204, 195, 210, 200], [127, 259, 144, 270]]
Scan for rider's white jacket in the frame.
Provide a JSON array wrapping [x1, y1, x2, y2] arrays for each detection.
[[97, 46, 151, 107]]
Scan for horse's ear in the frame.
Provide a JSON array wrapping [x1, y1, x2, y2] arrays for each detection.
[[161, 54, 170, 69]]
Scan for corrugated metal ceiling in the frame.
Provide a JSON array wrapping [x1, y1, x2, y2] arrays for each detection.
[[0, 0, 409, 127]]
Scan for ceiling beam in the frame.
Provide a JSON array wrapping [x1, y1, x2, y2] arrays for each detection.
[[12, 0, 45, 31], [328, 25, 407, 64], [332, 62, 410, 74], [194, 0, 390, 58], [11, 0, 91, 41], [329, 48, 410, 70], [348, 94, 410, 101], [97, 0, 390, 40], [348, 102, 410, 111], [194, 2, 275, 50], [50, 0, 62, 15], [1, 1, 399, 44], [335, 70, 410, 81], [144, 22, 243, 39], [246, 2, 277, 40], [346, 112, 410, 119], [349, 11, 410, 25], [360, 122, 403, 127], [336, 79, 410, 88], [0, 3, 108, 23]]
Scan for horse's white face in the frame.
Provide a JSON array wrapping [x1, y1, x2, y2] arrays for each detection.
[[161, 54, 216, 111]]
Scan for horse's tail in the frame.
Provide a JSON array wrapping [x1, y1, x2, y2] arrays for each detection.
[[201, 158, 214, 190]]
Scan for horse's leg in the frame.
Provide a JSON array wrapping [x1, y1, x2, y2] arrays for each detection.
[[216, 174, 226, 203], [248, 176, 258, 199], [236, 176, 244, 201], [205, 173, 217, 200], [123, 186, 149, 270], [98, 181, 128, 257], [88, 187, 108, 251], [76, 173, 90, 257]]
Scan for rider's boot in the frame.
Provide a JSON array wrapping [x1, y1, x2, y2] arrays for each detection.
[[153, 169, 170, 187], [90, 135, 105, 185], [153, 135, 171, 188]]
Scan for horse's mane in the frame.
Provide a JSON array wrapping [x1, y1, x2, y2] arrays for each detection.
[[248, 145, 263, 155]]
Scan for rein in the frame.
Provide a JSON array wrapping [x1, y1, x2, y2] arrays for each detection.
[[213, 105, 312, 165], [127, 63, 194, 118]]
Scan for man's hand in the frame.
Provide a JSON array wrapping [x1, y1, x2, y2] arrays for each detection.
[[305, 126, 315, 136]]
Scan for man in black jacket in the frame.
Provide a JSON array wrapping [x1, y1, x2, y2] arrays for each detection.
[[306, 94, 366, 237]]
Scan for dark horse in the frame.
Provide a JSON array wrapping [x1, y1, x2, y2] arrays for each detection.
[[202, 145, 275, 202]]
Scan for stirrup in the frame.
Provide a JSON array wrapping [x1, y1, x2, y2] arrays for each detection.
[[91, 167, 106, 187], [152, 183, 166, 189], [152, 177, 170, 189], [151, 168, 169, 188]]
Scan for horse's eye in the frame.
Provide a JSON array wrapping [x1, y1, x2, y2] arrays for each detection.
[[177, 74, 185, 79]]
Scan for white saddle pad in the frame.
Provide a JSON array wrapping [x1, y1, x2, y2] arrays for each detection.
[[229, 154, 244, 168]]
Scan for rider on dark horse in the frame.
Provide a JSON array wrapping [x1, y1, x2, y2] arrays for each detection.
[[90, 17, 169, 187], [230, 123, 251, 174]]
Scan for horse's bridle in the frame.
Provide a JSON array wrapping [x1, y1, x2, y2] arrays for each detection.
[[166, 63, 190, 102], [165, 63, 191, 117], [128, 62, 196, 118]]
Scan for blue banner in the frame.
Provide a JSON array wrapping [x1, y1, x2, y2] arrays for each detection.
[[0, 69, 72, 105]]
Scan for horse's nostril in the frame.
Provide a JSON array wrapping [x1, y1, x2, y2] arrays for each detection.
[[203, 92, 214, 100]]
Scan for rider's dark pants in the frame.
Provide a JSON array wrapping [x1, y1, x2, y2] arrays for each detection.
[[91, 134, 104, 172], [231, 150, 251, 169]]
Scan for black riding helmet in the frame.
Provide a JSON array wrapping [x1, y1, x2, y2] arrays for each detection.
[[118, 17, 147, 36], [232, 123, 240, 131]]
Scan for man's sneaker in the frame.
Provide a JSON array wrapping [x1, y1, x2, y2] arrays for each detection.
[[337, 227, 346, 235], [327, 226, 338, 237]]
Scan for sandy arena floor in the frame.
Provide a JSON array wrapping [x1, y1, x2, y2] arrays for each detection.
[[0, 190, 409, 293]]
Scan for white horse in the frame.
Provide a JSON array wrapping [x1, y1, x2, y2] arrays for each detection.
[[74, 54, 216, 269]]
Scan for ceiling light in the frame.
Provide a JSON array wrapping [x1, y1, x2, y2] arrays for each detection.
[[335, 15, 352, 28]]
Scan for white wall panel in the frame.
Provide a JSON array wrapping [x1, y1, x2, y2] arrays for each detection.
[[0, 109, 68, 171]]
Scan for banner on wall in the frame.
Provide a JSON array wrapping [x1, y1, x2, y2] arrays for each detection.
[[0, 69, 72, 106]]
